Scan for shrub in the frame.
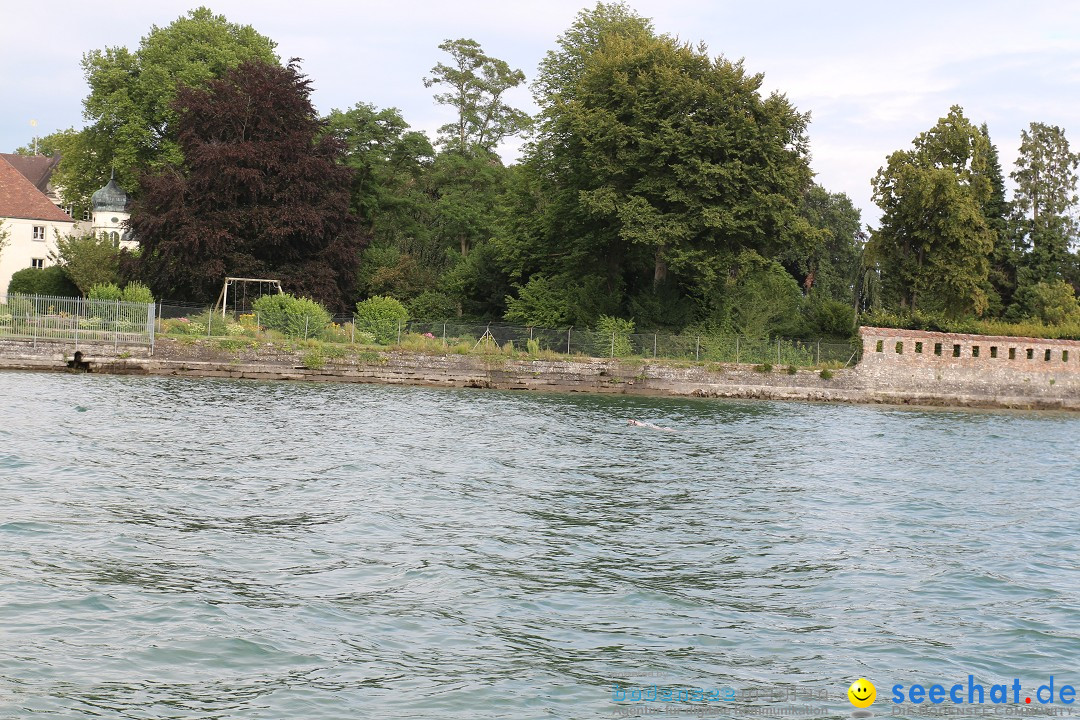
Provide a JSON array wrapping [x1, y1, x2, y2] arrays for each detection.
[[807, 298, 856, 337], [820, 368, 834, 380], [302, 349, 325, 370], [786, 365, 798, 375], [754, 363, 773, 373], [354, 295, 409, 345], [526, 338, 541, 355], [1021, 279, 1080, 325], [253, 294, 331, 339], [87, 283, 123, 301], [8, 266, 79, 297], [593, 315, 635, 357], [407, 291, 458, 321], [121, 282, 155, 305]]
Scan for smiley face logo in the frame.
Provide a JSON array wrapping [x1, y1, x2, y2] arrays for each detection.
[[848, 678, 876, 708]]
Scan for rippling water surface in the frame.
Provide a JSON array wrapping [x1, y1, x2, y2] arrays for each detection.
[[1, 372, 1079, 719]]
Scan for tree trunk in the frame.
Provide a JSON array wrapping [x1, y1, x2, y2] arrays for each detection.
[[653, 245, 668, 287]]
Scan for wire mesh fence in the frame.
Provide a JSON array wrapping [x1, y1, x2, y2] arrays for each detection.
[[153, 304, 860, 367], [0, 293, 156, 349]]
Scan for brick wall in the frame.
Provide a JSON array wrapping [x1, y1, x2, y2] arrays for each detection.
[[860, 326, 1080, 374]]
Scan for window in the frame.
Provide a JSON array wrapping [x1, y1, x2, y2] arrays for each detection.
[[32, 225, 45, 240], [83, 209, 90, 221], [895, 342, 903, 354], [31, 258, 44, 269], [110, 231, 120, 242], [875, 340, 883, 353], [953, 344, 961, 357], [915, 342, 923, 354], [1064, 350, 1069, 363], [1045, 349, 1052, 362], [1026, 348, 1034, 360], [934, 343, 943, 356], [972, 346, 980, 358], [1009, 348, 1016, 360]]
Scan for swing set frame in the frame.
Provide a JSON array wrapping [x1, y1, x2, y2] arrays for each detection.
[[213, 277, 284, 318]]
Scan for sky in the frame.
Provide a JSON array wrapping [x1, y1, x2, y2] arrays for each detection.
[[2, 0, 1079, 227]]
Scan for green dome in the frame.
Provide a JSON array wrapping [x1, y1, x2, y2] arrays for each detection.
[[91, 174, 129, 213]]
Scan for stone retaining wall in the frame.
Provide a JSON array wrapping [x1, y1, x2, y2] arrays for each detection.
[[0, 332, 1078, 411]]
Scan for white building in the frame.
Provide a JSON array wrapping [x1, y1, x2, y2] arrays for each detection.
[[87, 170, 135, 248], [0, 155, 75, 295], [0, 155, 136, 295]]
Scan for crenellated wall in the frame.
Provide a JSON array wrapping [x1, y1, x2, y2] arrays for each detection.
[[859, 326, 1080, 373], [857, 326, 1080, 405]]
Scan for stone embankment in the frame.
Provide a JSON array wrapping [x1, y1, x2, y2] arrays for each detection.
[[0, 326, 1078, 411]]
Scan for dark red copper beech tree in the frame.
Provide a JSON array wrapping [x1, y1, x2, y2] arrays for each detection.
[[130, 59, 366, 310]]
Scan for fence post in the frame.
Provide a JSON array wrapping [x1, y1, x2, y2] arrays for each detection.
[[816, 340, 820, 366], [567, 326, 572, 355], [695, 336, 700, 362], [74, 297, 80, 353], [777, 338, 781, 364], [351, 320, 355, 344], [653, 333, 657, 358], [148, 302, 155, 355], [256, 312, 261, 342], [443, 322, 447, 347], [611, 331, 615, 358], [736, 336, 740, 365], [397, 320, 401, 345], [305, 316, 310, 340]]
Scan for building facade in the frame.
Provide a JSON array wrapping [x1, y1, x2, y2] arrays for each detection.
[[0, 155, 134, 295]]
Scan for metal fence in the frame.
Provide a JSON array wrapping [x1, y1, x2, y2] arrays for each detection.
[[153, 303, 860, 367], [0, 293, 156, 350]]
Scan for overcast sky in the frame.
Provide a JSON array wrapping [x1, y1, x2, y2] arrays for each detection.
[[3, 0, 1079, 227]]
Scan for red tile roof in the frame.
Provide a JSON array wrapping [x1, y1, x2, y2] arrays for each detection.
[[0, 156, 74, 223], [0, 153, 60, 193]]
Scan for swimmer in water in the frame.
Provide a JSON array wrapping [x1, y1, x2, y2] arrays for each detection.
[[626, 418, 677, 432]]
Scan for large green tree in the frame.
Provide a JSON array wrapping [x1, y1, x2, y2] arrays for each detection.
[[868, 106, 995, 317], [500, 4, 814, 328], [130, 61, 365, 310], [1010, 122, 1080, 286], [423, 38, 531, 153], [980, 123, 1017, 313], [323, 103, 435, 250], [784, 185, 863, 304], [49, 233, 123, 294], [55, 7, 278, 211]]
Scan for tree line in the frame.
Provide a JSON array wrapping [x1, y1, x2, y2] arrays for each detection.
[[14, 4, 1080, 339]]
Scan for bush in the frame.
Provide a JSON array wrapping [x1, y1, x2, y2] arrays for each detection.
[[302, 349, 325, 370], [87, 283, 123, 301], [407, 291, 458, 321], [806, 298, 856, 337], [7, 266, 78, 297], [354, 295, 409, 345], [593, 315, 635, 357], [820, 368, 834, 380], [755, 363, 773, 373], [1021, 279, 1080, 325], [121, 282, 155, 305], [253, 294, 331, 339]]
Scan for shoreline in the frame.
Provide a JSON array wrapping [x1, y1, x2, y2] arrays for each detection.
[[0, 337, 1077, 412]]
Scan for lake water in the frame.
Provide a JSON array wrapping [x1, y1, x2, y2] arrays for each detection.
[[1, 371, 1079, 719]]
